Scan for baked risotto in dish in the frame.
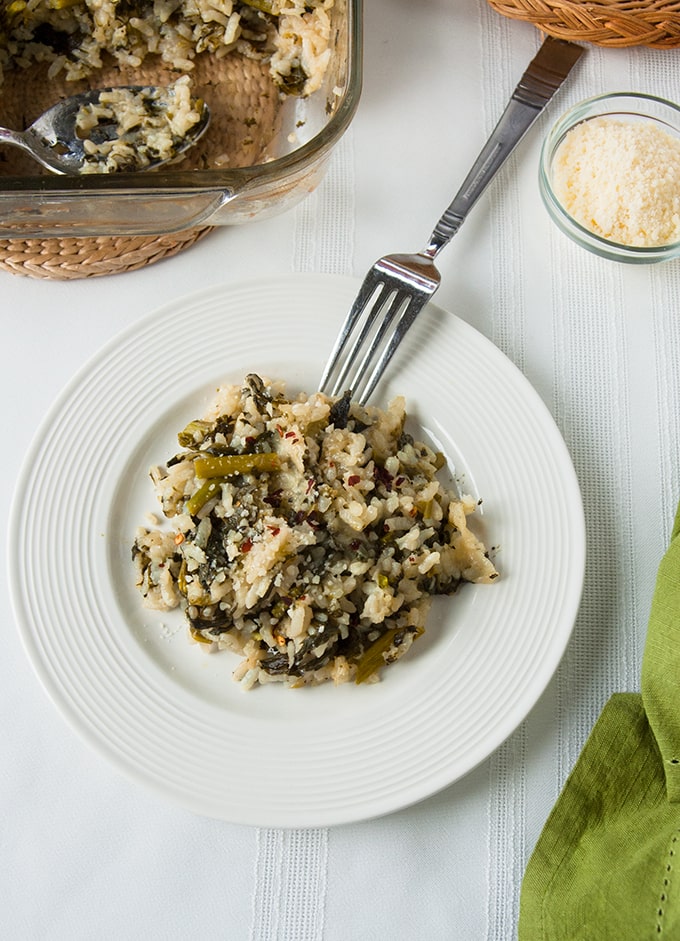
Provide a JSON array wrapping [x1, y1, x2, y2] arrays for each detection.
[[0, 1, 336, 172], [0, 0, 335, 98], [133, 375, 498, 689]]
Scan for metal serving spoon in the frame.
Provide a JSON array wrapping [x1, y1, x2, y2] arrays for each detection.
[[0, 85, 210, 175]]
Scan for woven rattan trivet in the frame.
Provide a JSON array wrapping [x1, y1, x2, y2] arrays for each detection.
[[486, 0, 680, 48], [0, 51, 279, 279], [0, 228, 213, 280]]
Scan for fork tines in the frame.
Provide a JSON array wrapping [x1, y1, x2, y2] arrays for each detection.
[[319, 254, 440, 405]]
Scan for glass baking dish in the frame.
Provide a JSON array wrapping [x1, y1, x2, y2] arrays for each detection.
[[0, 0, 362, 238]]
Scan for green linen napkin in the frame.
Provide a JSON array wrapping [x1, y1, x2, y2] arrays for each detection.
[[519, 502, 680, 940]]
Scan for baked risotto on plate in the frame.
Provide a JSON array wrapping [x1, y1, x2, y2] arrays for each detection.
[[133, 375, 498, 689]]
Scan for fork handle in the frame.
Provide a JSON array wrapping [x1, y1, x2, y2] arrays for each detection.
[[423, 36, 583, 258]]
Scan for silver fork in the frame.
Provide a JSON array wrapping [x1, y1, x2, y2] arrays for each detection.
[[319, 36, 584, 404]]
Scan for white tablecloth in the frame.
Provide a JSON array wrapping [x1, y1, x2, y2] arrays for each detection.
[[3, 2, 680, 938]]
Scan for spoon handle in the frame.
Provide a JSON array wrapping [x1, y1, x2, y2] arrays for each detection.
[[0, 126, 64, 173], [0, 126, 29, 149]]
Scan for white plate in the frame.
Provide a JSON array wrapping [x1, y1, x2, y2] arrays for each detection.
[[9, 274, 584, 827]]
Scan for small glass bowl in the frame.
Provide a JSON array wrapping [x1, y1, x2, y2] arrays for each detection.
[[539, 92, 680, 264]]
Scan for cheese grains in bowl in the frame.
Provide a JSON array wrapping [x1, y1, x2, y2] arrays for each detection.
[[132, 375, 498, 690], [539, 93, 680, 264]]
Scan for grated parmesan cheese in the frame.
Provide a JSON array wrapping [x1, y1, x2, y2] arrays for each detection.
[[552, 117, 680, 248]]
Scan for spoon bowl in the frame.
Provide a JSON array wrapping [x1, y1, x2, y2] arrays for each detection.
[[0, 85, 211, 175]]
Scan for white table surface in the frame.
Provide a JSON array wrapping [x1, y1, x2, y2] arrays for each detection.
[[3, 2, 680, 938]]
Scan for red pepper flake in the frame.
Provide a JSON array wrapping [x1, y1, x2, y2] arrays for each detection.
[[347, 475, 361, 487], [275, 425, 284, 437], [306, 477, 315, 494], [267, 526, 281, 536], [241, 538, 253, 553], [395, 476, 405, 487], [245, 436, 255, 448], [284, 431, 296, 439]]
